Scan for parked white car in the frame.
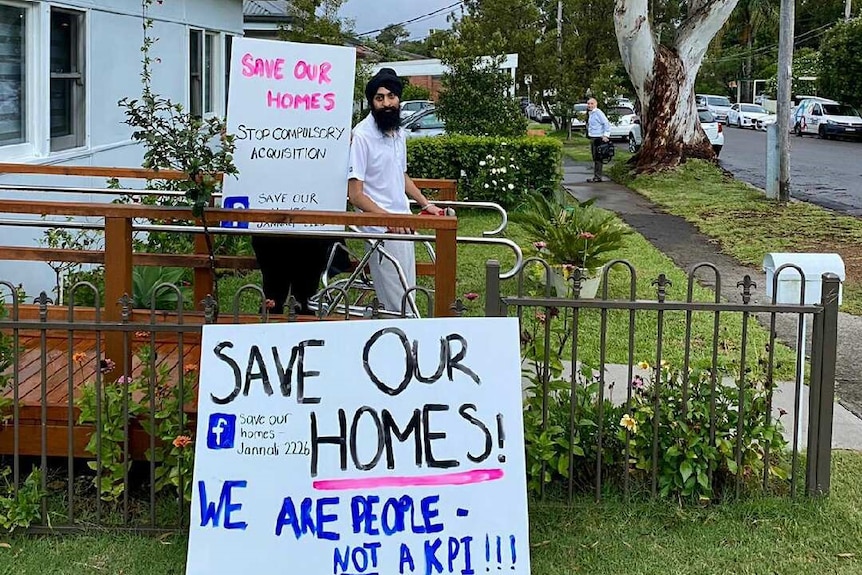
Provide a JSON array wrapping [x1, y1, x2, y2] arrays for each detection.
[[607, 105, 638, 140], [627, 108, 724, 156], [728, 103, 774, 128], [570, 103, 588, 131], [696, 94, 733, 124], [794, 98, 862, 139], [400, 100, 434, 118]]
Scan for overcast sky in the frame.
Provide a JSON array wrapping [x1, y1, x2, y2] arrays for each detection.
[[339, 0, 460, 41]]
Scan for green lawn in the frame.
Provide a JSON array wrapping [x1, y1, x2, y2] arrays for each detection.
[[609, 158, 862, 316], [220, 208, 797, 378], [3, 451, 861, 574], [432, 210, 798, 379]]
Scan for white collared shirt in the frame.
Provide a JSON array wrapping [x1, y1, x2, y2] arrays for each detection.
[[348, 113, 409, 219]]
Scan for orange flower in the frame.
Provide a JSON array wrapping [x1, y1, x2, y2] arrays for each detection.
[[172, 435, 193, 449], [72, 351, 87, 364], [183, 363, 198, 374]]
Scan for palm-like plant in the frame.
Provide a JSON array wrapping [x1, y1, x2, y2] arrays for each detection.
[[512, 192, 631, 272]]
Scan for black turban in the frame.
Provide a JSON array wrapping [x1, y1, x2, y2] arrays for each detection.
[[365, 68, 403, 103]]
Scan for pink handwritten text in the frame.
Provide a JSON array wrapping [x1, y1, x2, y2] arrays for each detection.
[[293, 60, 332, 85], [267, 90, 336, 112], [241, 53, 285, 79]]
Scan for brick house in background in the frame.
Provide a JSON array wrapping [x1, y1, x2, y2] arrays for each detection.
[[371, 54, 519, 102]]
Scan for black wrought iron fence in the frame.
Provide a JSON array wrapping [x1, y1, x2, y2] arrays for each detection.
[[0, 258, 841, 532], [484, 259, 839, 503]]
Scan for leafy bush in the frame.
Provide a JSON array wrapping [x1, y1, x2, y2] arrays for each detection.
[[0, 467, 43, 532], [402, 83, 432, 102], [818, 18, 862, 108], [619, 364, 790, 500], [511, 194, 631, 272], [436, 54, 526, 137], [407, 135, 562, 208]]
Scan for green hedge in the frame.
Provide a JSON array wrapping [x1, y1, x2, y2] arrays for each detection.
[[407, 135, 562, 208]]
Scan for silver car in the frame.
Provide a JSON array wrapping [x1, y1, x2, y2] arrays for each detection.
[[402, 108, 445, 139]]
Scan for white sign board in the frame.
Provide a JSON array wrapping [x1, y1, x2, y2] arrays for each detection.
[[221, 38, 356, 231], [186, 318, 530, 575]]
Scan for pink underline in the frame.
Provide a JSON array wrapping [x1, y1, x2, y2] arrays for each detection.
[[312, 468, 504, 491]]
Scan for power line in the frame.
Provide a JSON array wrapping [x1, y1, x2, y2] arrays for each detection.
[[705, 23, 833, 64], [356, 1, 463, 37]]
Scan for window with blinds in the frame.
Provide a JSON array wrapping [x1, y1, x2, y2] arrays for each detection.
[[0, 4, 26, 146]]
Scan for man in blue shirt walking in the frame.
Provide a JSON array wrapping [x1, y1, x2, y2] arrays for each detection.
[[586, 98, 611, 182]]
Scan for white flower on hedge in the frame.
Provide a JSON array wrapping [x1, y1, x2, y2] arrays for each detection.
[[508, 183, 515, 190], [492, 180, 497, 186], [479, 161, 486, 166], [484, 184, 489, 189], [500, 168, 507, 174]]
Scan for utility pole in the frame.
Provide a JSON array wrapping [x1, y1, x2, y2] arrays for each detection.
[[846, 0, 852, 20], [776, 0, 795, 202], [557, 0, 564, 131]]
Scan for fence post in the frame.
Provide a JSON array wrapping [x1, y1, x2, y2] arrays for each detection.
[[193, 198, 216, 307], [806, 272, 840, 496], [484, 260, 503, 317], [434, 227, 457, 318], [104, 216, 133, 368]]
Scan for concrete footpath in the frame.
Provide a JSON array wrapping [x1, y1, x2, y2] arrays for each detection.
[[559, 157, 862, 450]]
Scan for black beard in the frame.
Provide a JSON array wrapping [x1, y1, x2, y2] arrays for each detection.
[[371, 106, 401, 133]]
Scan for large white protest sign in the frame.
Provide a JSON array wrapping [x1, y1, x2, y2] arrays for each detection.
[[221, 38, 356, 231], [186, 318, 530, 575]]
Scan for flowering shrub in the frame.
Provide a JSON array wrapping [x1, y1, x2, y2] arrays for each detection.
[[512, 192, 630, 273], [76, 342, 196, 502], [520, 292, 792, 501], [618, 363, 790, 500], [473, 150, 520, 203]]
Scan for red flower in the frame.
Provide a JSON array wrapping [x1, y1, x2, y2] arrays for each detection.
[[579, 232, 596, 240], [172, 435, 193, 449], [463, 292, 479, 301]]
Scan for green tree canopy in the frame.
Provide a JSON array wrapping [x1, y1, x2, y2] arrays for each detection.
[[818, 18, 862, 108]]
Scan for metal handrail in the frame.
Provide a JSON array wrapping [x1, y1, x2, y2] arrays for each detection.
[[0, 218, 524, 279]]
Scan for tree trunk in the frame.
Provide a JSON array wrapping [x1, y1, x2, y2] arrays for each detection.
[[634, 46, 713, 172], [614, 0, 740, 172]]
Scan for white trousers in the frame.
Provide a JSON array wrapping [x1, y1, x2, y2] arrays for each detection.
[[367, 239, 416, 316]]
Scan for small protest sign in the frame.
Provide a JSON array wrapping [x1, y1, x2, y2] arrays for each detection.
[[186, 318, 530, 574], [221, 38, 356, 231]]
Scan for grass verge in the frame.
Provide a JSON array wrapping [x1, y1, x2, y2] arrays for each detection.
[[609, 159, 862, 315], [3, 451, 861, 574]]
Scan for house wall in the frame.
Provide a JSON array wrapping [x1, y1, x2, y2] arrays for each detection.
[[0, 0, 243, 298], [407, 75, 443, 101]]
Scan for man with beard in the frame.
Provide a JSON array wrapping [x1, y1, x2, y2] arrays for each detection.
[[348, 68, 446, 315]]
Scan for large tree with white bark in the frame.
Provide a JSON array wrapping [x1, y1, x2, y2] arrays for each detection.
[[614, 0, 741, 171]]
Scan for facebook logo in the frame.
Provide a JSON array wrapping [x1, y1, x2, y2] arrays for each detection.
[[207, 413, 236, 450], [220, 196, 250, 229]]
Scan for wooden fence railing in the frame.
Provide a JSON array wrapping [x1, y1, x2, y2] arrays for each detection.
[[0, 164, 460, 365]]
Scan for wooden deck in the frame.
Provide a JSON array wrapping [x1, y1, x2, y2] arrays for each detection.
[[0, 329, 202, 459]]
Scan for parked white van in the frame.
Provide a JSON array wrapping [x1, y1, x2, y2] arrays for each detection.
[[794, 98, 862, 139]]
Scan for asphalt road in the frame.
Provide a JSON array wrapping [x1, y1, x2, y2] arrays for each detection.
[[718, 125, 862, 215]]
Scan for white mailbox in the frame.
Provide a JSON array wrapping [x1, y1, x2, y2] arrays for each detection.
[[762, 253, 845, 305]]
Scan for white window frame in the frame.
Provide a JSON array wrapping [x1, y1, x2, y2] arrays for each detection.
[[0, 0, 38, 160], [49, 5, 86, 152], [189, 27, 223, 118], [0, 1, 91, 162]]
